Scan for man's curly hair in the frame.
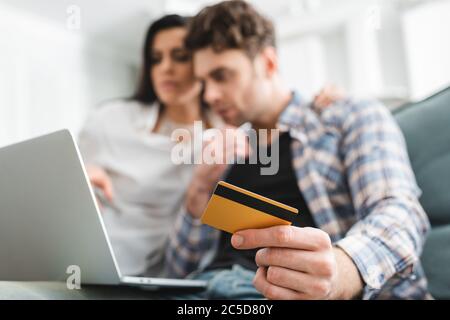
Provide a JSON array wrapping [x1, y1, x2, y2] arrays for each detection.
[[185, 0, 276, 58]]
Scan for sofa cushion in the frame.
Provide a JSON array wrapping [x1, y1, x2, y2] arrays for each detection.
[[394, 87, 450, 226], [394, 86, 450, 299], [420, 225, 450, 299]]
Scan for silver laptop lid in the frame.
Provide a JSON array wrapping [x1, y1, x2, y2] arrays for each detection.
[[0, 129, 122, 284]]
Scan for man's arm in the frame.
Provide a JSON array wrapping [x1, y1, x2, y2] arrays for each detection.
[[165, 209, 220, 278], [230, 100, 429, 299], [334, 100, 430, 298]]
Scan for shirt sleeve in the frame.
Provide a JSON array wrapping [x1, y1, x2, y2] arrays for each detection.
[[165, 208, 220, 278], [334, 100, 430, 300]]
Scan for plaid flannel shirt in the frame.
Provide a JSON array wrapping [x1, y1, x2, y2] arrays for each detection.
[[166, 92, 431, 300]]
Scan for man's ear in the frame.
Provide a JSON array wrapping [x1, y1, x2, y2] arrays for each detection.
[[260, 46, 278, 78]]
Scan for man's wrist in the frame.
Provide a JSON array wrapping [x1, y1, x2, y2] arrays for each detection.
[[331, 247, 364, 300]]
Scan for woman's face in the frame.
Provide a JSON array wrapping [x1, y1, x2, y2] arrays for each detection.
[[150, 27, 199, 107]]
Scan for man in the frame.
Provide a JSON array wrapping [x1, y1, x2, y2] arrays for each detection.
[[166, 0, 430, 300]]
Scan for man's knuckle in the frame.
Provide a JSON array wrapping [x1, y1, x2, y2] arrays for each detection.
[[266, 266, 280, 283], [266, 248, 279, 262], [322, 263, 335, 278], [313, 280, 331, 297], [244, 232, 256, 247], [253, 274, 261, 288], [264, 286, 278, 300], [316, 256, 334, 277], [254, 268, 267, 287], [275, 227, 292, 245], [315, 232, 332, 250]]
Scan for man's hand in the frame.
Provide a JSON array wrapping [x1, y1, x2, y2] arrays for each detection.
[[231, 226, 363, 300], [186, 126, 249, 219], [86, 164, 114, 204]]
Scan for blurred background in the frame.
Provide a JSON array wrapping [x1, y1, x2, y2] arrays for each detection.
[[0, 0, 449, 147]]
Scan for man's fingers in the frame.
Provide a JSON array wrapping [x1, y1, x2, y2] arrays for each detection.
[[253, 267, 309, 300], [255, 248, 334, 277], [265, 266, 332, 298], [232, 226, 332, 251]]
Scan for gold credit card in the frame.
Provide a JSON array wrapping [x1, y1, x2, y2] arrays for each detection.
[[201, 181, 299, 234]]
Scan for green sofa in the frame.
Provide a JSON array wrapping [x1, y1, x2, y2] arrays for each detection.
[[394, 86, 450, 299]]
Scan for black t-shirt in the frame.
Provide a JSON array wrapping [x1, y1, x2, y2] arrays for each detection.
[[206, 132, 316, 272]]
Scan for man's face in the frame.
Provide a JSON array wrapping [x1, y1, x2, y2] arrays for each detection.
[[193, 48, 268, 126]]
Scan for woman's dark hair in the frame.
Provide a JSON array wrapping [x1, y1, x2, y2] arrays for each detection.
[[132, 14, 189, 105]]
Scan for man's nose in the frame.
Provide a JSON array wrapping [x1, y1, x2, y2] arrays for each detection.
[[203, 82, 222, 105]]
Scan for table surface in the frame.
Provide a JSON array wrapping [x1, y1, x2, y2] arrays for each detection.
[[0, 281, 193, 299]]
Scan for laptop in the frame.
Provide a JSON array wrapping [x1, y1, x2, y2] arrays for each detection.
[[0, 129, 207, 290]]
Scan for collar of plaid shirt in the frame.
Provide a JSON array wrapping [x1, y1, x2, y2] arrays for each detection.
[[277, 91, 352, 239]]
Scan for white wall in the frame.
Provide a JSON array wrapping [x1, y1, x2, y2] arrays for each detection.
[[276, 1, 412, 104], [278, 35, 327, 99], [402, 0, 450, 100], [1, 0, 449, 148], [344, 6, 384, 99], [0, 3, 137, 147], [275, 1, 450, 107]]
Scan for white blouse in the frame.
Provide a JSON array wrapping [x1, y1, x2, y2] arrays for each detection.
[[78, 100, 217, 276]]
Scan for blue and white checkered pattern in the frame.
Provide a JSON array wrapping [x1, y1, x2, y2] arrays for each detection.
[[166, 92, 431, 300]]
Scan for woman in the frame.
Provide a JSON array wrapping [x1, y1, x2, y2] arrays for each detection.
[[78, 15, 221, 277]]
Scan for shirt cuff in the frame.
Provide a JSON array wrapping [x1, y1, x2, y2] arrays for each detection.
[[335, 233, 418, 299]]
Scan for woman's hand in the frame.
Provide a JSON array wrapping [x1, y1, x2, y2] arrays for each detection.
[[313, 85, 346, 112], [86, 164, 114, 206]]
